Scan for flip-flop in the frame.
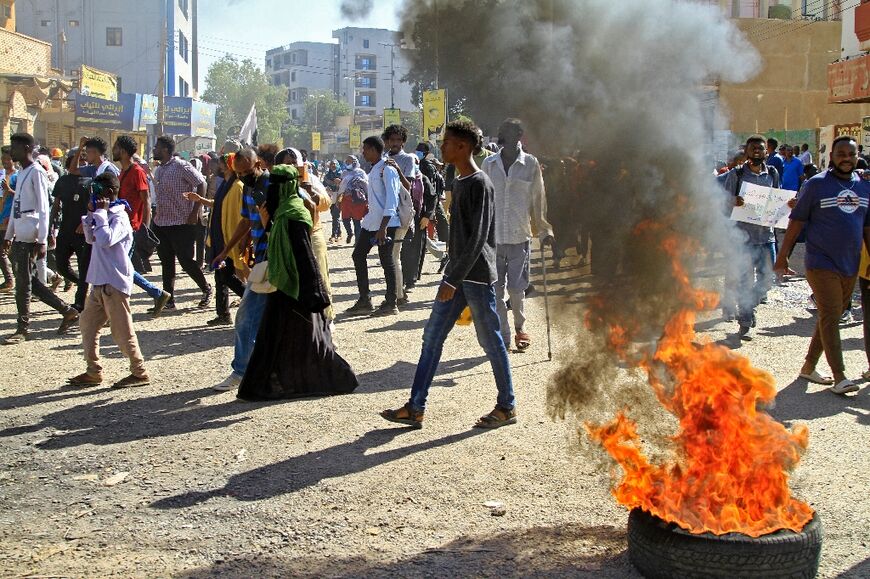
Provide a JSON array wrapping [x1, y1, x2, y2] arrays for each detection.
[[799, 371, 834, 385], [830, 379, 859, 395]]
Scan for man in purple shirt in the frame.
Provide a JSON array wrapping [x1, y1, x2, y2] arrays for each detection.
[[150, 136, 212, 309]]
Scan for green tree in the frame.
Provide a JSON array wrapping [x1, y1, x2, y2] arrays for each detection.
[[201, 55, 289, 144], [282, 91, 352, 150]]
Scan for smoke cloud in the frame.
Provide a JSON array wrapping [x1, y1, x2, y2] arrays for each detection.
[[399, 0, 760, 449], [340, 0, 375, 20]]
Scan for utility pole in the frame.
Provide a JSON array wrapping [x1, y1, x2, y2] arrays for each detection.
[[380, 42, 398, 109], [157, 1, 167, 136]]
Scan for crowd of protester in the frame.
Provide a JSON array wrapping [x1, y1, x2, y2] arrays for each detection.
[[0, 120, 867, 429]]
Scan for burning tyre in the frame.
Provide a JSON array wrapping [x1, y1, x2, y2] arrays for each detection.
[[627, 508, 822, 579]]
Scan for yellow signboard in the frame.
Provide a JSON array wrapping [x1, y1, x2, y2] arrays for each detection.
[[423, 89, 447, 140], [349, 125, 361, 149], [383, 108, 402, 129], [311, 132, 321, 151], [80, 65, 119, 101]]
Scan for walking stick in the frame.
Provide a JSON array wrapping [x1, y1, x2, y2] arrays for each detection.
[[539, 241, 553, 361]]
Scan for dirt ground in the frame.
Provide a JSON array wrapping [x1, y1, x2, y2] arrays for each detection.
[[0, 233, 868, 578]]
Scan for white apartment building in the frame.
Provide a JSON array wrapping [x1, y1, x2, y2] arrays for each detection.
[[266, 41, 338, 122]]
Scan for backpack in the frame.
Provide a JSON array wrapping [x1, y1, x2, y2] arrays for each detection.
[[348, 176, 367, 204], [410, 173, 424, 215], [386, 168, 414, 231], [733, 164, 780, 197]]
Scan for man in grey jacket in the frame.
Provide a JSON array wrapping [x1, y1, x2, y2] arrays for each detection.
[[2, 133, 79, 344]]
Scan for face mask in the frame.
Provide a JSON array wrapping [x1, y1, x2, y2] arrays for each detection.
[[415, 151, 424, 160]]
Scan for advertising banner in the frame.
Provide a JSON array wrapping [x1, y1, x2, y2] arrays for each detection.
[[383, 108, 402, 129], [311, 132, 321, 151], [139, 94, 158, 128], [74, 92, 135, 130], [349, 125, 361, 149], [423, 89, 447, 140], [163, 96, 193, 135], [80, 65, 119, 101], [191, 101, 217, 138]]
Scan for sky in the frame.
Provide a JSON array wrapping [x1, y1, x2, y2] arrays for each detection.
[[197, 0, 405, 91]]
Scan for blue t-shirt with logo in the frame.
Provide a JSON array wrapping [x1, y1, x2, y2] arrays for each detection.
[[790, 171, 870, 276]]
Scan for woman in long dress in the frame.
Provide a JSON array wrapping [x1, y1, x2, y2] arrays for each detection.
[[237, 163, 358, 401]]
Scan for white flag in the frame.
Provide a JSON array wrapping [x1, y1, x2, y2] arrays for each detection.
[[239, 104, 258, 146]]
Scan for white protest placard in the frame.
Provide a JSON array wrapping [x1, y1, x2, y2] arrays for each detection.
[[730, 182, 795, 230]]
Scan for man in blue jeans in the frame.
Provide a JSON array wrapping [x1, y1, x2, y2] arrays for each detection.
[[381, 120, 516, 429]]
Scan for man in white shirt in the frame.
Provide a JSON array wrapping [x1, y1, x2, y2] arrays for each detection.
[[2, 133, 79, 344], [347, 136, 402, 317], [482, 118, 554, 352], [798, 143, 813, 166]]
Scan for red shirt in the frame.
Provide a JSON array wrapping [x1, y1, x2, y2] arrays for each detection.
[[119, 163, 149, 231]]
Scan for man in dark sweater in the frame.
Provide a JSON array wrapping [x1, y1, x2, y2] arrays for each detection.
[[381, 121, 516, 429]]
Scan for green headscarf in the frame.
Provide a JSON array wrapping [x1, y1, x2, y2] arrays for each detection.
[[267, 164, 313, 299]]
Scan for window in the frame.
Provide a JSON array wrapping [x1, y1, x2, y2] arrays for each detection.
[[291, 109, 298, 120], [356, 56, 376, 70], [106, 27, 122, 46], [2, 4, 11, 18], [357, 75, 376, 88], [178, 0, 189, 18], [290, 90, 297, 102], [272, 74, 281, 85], [291, 71, 296, 82], [178, 76, 189, 97], [357, 93, 375, 107], [363, 39, 369, 48], [291, 53, 297, 64], [284, 53, 292, 65], [68, 20, 80, 27], [41, 19, 52, 27], [178, 33, 189, 63], [266, 58, 272, 69]]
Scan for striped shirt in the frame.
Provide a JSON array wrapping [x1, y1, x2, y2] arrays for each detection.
[[153, 157, 206, 227], [240, 171, 270, 264]]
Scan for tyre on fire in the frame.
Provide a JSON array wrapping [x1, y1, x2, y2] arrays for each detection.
[[627, 508, 822, 579]]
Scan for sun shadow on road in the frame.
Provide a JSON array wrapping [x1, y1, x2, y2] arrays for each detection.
[[771, 378, 869, 426], [152, 428, 488, 509], [175, 521, 633, 578], [0, 388, 251, 448]]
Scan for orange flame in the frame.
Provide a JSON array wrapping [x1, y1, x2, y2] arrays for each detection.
[[586, 228, 814, 537]]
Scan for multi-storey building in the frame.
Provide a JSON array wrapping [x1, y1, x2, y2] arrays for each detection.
[[266, 27, 415, 124], [266, 41, 338, 122], [15, 0, 197, 98]]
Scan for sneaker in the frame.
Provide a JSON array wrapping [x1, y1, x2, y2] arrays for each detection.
[[397, 296, 409, 307], [147, 299, 175, 313], [58, 309, 80, 335], [213, 373, 242, 392], [112, 374, 150, 389], [371, 302, 399, 317], [0, 280, 13, 292], [830, 379, 859, 395], [738, 325, 753, 341], [198, 285, 213, 309], [151, 291, 172, 318], [840, 310, 853, 324], [2, 331, 27, 345], [346, 233, 354, 244], [346, 298, 374, 315], [207, 314, 232, 326], [63, 280, 73, 292], [68, 372, 102, 387], [380, 404, 424, 429]]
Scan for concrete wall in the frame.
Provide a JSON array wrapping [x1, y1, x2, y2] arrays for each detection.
[[0, 26, 51, 74], [719, 18, 870, 136]]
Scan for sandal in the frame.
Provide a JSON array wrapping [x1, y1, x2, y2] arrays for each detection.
[[112, 374, 150, 389], [515, 331, 531, 352], [380, 404, 424, 429], [68, 372, 102, 387], [474, 406, 518, 429], [799, 370, 834, 385]]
